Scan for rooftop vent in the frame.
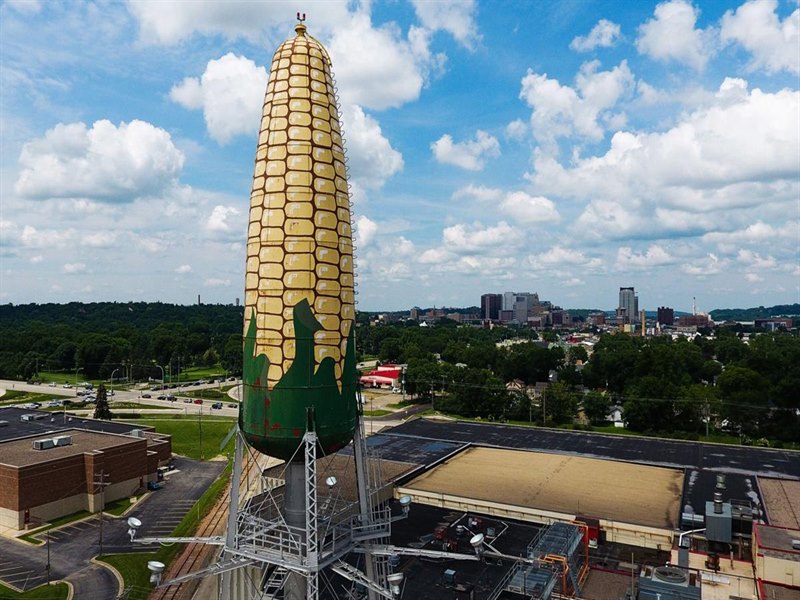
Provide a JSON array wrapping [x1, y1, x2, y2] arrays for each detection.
[[653, 566, 689, 585]]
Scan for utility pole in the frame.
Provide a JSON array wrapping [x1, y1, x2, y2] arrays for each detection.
[[46, 529, 50, 584], [199, 404, 203, 461], [542, 388, 547, 426], [94, 470, 109, 555]]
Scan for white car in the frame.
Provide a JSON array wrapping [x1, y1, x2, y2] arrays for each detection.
[[63, 383, 72, 389], [47, 400, 62, 407], [48, 382, 57, 387]]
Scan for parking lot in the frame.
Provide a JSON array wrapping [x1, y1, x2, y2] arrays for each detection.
[[0, 456, 226, 593], [0, 553, 47, 592]]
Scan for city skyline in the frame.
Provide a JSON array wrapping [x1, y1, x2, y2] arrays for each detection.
[[1, 0, 798, 313]]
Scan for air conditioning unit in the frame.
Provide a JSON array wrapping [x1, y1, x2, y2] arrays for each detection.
[[52, 435, 73, 447], [32, 439, 56, 450]]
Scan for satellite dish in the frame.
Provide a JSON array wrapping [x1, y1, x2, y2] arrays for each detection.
[[127, 517, 142, 528], [147, 561, 165, 573], [399, 495, 411, 506], [325, 476, 337, 487], [470, 533, 485, 548]]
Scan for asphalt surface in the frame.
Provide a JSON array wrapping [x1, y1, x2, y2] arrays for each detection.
[[386, 418, 800, 480], [0, 456, 225, 596]]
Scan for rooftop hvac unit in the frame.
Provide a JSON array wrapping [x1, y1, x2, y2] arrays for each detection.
[[52, 435, 72, 447], [129, 429, 146, 438], [33, 438, 56, 450]]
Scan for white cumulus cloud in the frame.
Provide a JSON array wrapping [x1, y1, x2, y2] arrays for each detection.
[[175, 264, 192, 274], [570, 19, 621, 52], [340, 105, 403, 189], [63, 262, 86, 274], [616, 245, 674, 269], [636, 0, 714, 70], [15, 120, 184, 202], [170, 53, 268, 145], [205, 205, 240, 233], [431, 130, 500, 171], [356, 215, 379, 249], [499, 192, 560, 224], [411, 0, 480, 49], [720, 0, 800, 75], [520, 60, 634, 147]]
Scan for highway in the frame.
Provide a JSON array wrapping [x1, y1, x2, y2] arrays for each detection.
[[0, 379, 421, 435], [0, 378, 241, 418]]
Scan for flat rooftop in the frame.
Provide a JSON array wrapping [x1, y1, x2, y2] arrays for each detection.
[[0, 407, 148, 442], [760, 478, 800, 529], [0, 428, 143, 467], [388, 419, 800, 479], [403, 446, 683, 529], [756, 524, 800, 561]]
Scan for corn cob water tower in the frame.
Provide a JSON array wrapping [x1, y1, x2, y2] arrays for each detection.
[[132, 17, 535, 600], [233, 14, 391, 600]]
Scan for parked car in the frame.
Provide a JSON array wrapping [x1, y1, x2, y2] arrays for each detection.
[[63, 383, 72, 389], [47, 400, 62, 407], [49, 382, 57, 387], [147, 481, 163, 491], [193, 399, 203, 405], [228, 403, 238, 408], [211, 402, 223, 409], [142, 393, 152, 398], [183, 398, 192, 403], [166, 395, 177, 401], [157, 395, 166, 400]]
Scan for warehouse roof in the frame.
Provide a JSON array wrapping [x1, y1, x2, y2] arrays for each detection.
[[0, 428, 145, 467], [402, 446, 683, 529], [0, 407, 150, 443]]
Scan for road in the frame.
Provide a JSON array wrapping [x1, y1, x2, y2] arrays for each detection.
[[0, 457, 224, 596], [0, 378, 241, 418], [0, 379, 426, 427]]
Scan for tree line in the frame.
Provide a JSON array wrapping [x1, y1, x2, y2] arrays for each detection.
[[362, 320, 799, 445], [0, 302, 244, 380]]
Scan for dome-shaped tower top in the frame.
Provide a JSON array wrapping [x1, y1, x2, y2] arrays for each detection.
[[241, 16, 357, 460]]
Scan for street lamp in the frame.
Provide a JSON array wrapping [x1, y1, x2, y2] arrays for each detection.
[[110, 368, 120, 399], [75, 367, 83, 387], [153, 363, 165, 388]]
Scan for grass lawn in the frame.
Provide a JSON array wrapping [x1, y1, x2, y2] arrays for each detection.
[[19, 511, 93, 545], [98, 464, 231, 600], [174, 366, 227, 381], [0, 582, 70, 599], [104, 497, 137, 517], [110, 402, 172, 410], [363, 409, 392, 417], [181, 388, 231, 400], [0, 391, 71, 406], [125, 416, 236, 460]]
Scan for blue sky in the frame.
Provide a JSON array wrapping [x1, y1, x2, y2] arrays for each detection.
[[1, 0, 798, 313]]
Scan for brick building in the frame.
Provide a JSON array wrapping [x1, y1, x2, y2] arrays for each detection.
[[0, 408, 171, 531]]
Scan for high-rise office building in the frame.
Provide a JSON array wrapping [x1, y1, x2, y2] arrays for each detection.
[[657, 306, 674, 327], [481, 294, 502, 321], [618, 287, 639, 323]]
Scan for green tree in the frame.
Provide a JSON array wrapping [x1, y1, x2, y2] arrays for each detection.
[[717, 366, 768, 437], [93, 384, 112, 420], [545, 382, 578, 425], [583, 391, 611, 425]]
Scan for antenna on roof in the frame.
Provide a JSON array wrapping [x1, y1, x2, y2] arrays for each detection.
[[296, 12, 306, 22]]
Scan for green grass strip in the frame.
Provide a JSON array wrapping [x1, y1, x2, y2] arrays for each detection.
[[0, 582, 70, 599], [98, 464, 231, 600]]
